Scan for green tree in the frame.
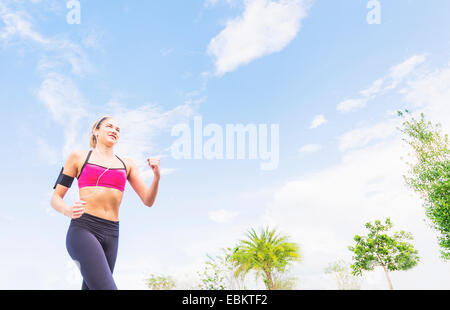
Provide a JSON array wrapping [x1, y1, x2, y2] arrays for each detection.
[[348, 218, 420, 290], [229, 227, 301, 290], [144, 274, 176, 290], [398, 109, 450, 259]]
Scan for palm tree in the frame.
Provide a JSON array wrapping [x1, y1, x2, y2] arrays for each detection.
[[228, 227, 301, 290]]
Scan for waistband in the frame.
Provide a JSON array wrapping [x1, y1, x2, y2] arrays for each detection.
[[71, 212, 119, 236]]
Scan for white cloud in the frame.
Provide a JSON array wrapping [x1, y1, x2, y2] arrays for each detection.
[[0, 4, 49, 45], [337, 119, 398, 151], [387, 54, 427, 89], [0, 1, 93, 161], [298, 143, 321, 154], [48, 38, 93, 76], [337, 55, 427, 113], [0, 2, 93, 76], [208, 209, 240, 223], [37, 73, 88, 122], [402, 61, 450, 134], [37, 73, 90, 157], [309, 114, 327, 129], [359, 78, 384, 97], [207, 0, 312, 76]]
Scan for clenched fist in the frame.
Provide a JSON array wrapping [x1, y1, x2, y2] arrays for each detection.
[[65, 200, 86, 219], [147, 157, 160, 180]]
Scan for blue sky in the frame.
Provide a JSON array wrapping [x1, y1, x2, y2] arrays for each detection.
[[1, 0, 450, 289]]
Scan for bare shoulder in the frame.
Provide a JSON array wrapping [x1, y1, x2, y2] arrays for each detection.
[[67, 150, 90, 168], [62, 150, 87, 178], [122, 156, 136, 169], [73, 149, 86, 157], [121, 157, 137, 179], [69, 150, 89, 162]]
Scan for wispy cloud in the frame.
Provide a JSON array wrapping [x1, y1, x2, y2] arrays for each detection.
[[0, 2, 93, 76], [337, 119, 398, 152], [309, 114, 327, 129], [402, 61, 450, 134], [337, 55, 427, 113], [37, 73, 90, 157], [359, 78, 384, 97], [387, 54, 427, 90], [207, 0, 313, 76], [0, 3, 50, 45], [1, 2, 96, 162]]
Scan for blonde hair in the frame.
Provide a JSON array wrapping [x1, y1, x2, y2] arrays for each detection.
[[90, 116, 112, 148]]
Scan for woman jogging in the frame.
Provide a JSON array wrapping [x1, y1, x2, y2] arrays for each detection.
[[50, 116, 160, 290]]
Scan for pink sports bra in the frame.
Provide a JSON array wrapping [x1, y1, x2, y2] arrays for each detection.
[[77, 150, 128, 192]]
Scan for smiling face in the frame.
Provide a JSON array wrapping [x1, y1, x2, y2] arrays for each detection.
[[94, 118, 121, 147]]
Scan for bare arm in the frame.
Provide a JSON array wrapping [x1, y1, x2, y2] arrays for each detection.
[[144, 176, 160, 207], [127, 157, 160, 207], [50, 151, 86, 218], [51, 190, 71, 217]]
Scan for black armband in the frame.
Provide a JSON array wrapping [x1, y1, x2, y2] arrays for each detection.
[[53, 167, 75, 189]]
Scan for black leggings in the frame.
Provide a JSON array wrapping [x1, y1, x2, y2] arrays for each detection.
[[66, 212, 119, 290]]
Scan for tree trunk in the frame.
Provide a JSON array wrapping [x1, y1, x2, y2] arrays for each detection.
[[264, 270, 274, 290], [382, 265, 394, 290]]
